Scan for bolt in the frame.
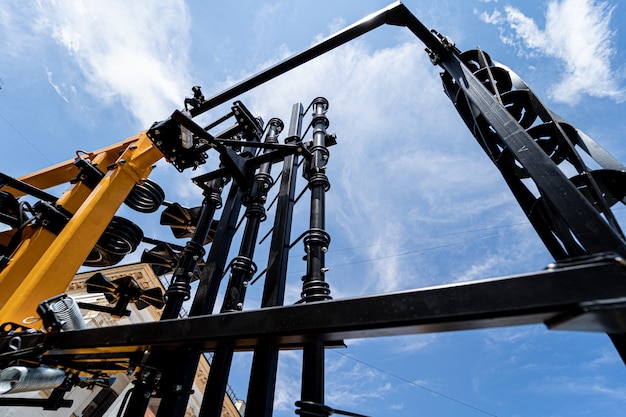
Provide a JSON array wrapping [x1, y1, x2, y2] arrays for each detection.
[[236, 303, 243, 310]]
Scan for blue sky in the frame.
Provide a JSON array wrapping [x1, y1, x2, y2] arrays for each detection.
[[2, 1, 626, 416]]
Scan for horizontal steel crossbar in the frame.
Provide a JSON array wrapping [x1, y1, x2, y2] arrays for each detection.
[[18, 256, 626, 366]]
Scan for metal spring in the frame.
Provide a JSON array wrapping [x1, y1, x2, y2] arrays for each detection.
[[0, 366, 66, 394], [49, 296, 86, 331]]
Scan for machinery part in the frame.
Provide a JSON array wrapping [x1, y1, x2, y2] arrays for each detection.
[[160, 203, 203, 239], [80, 273, 165, 317], [141, 241, 204, 279], [246, 103, 306, 416], [4, 4, 626, 417], [82, 246, 125, 268], [141, 242, 180, 276], [32, 201, 71, 235], [147, 117, 208, 172], [440, 45, 626, 259], [70, 158, 104, 189], [0, 131, 162, 330], [0, 366, 66, 394], [124, 179, 165, 213], [300, 97, 332, 304], [82, 216, 144, 267], [0, 322, 35, 336], [160, 202, 218, 243], [36, 294, 86, 333], [97, 216, 144, 256], [569, 170, 626, 209], [0, 172, 58, 203], [0, 191, 21, 228]]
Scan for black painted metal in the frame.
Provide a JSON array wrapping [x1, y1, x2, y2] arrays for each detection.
[[122, 181, 225, 417], [0, 398, 73, 409], [0, 173, 59, 203], [151, 182, 244, 417], [187, 2, 422, 119], [300, 98, 332, 304], [198, 118, 284, 417], [5, 3, 626, 416], [162, 179, 224, 319], [7, 256, 626, 360], [437, 47, 626, 260], [246, 103, 306, 417], [298, 98, 334, 416]]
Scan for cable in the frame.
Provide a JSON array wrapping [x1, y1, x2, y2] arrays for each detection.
[[0, 111, 53, 164], [281, 232, 508, 277], [328, 235, 500, 269], [331, 350, 499, 417]]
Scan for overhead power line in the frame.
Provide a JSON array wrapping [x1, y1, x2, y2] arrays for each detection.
[[332, 350, 500, 417], [0, 111, 53, 164]]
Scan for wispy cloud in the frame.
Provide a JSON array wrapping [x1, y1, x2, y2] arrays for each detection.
[[33, 0, 192, 127], [45, 67, 69, 103], [274, 351, 302, 412], [244, 37, 530, 294], [325, 358, 392, 409], [535, 376, 626, 401], [479, 0, 624, 104]]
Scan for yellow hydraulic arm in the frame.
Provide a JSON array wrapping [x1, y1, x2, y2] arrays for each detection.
[[0, 132, 163, 324]]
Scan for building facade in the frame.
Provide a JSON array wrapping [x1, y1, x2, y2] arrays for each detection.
[[0, 263, 242, 417]]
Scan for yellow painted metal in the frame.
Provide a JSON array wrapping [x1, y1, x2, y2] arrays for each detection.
[[0, 145, 126, 313], [5, 138, 139, 198], [0, 132, 163, 324]]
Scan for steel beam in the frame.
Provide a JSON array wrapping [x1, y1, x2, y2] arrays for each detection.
[[9, 256, 625, 366]]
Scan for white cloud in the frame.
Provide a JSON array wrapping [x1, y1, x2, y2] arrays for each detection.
[[230, 28, 538, 297], [535, 376, 626, 401], [34, 0, 192, 127], [388, 402, 404, 410], [45, 67, 69, 103], [325, 359, 392, 408], [479, 0, 624, 104], [71, 3, 543, 300], [274, 351, 302, 412], [387, 334, 438, 355]]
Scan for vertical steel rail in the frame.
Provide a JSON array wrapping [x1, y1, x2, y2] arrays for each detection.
[[123, 179, 224, 417], [197, 119, 283, 417], [152, 182, 243, 417], [300, 98, 332, 303], [246, 103, 306, 417], [162, 179, 224, 319], [190, 184, 243, 316], [221, 118, 284, 313], [298, 98, 333, 417]]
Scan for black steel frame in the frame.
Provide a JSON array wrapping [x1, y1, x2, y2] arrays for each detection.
[[3, 1, 626, 416]]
